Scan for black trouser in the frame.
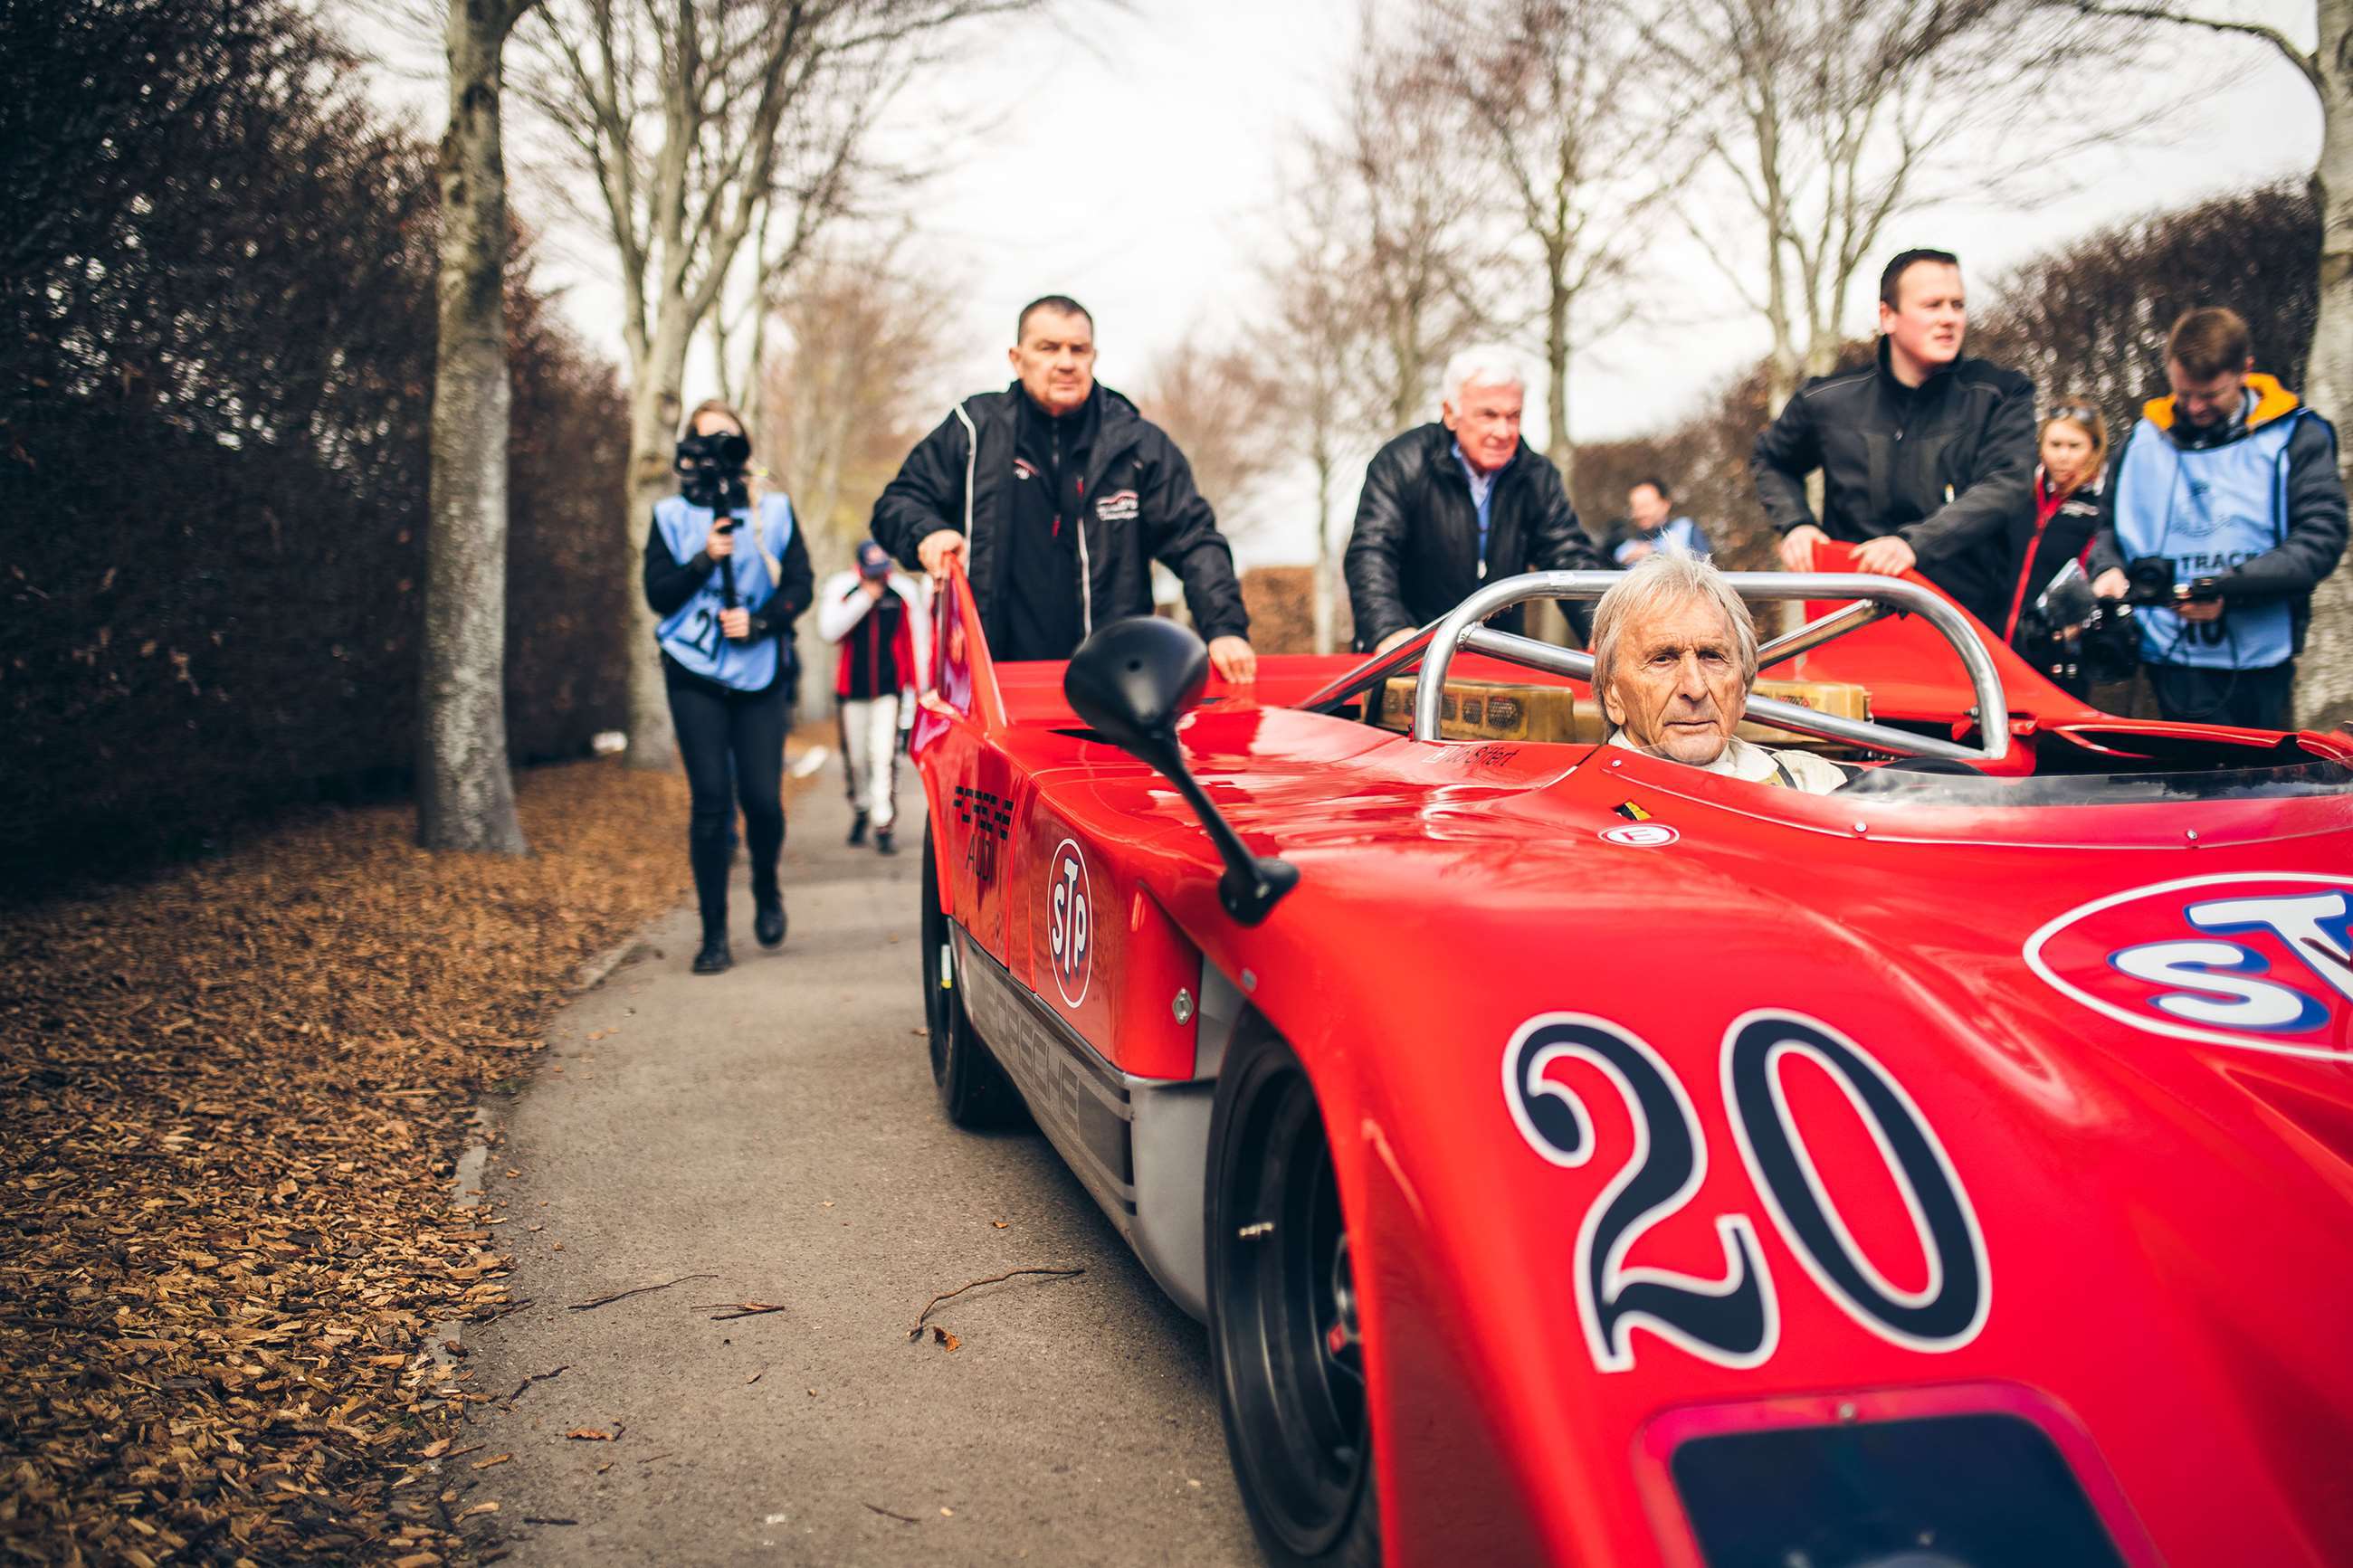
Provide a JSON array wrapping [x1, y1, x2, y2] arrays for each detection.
[[2146, 660, 2297, 731], [664, 659, 789, 936]]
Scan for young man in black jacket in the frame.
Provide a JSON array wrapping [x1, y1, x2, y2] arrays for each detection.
[[869, 296, 1254, 680], [1344, 345, 1608, 653], [1750, 249, 2036, 629]]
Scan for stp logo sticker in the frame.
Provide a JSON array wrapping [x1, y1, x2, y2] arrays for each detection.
[[1047, 838, 1093, 1008], [2024, 873, 2353, 1060], [1599, 822, 1679, 848]]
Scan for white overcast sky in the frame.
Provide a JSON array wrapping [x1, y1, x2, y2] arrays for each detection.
[[359, 0, 2321, 564]]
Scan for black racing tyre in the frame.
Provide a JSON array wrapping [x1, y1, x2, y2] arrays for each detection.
[[1207, 1029, 1381, 1568], [919, 822, 1024, 1129]]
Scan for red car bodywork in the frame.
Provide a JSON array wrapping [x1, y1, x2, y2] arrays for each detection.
[[910, 550, 2353, 1567]]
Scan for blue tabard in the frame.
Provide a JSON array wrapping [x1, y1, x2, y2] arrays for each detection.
[[653, 491, 796, 690], [2111, 412, 2301, 670]]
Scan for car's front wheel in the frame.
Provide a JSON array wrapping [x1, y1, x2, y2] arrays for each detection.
[[919, 822, 1023, 1129], [1207, 1027, 1380, 1567]]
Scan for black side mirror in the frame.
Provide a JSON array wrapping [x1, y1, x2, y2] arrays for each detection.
[[1062, 618, 1297, 926], [1062, 615, 1206, 755]]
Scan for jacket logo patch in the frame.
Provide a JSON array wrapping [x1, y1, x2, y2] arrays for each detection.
[[1014, 458, 1038, 480], [2024, 874, 2353, 1060], [1095, 489, 1139, 524]]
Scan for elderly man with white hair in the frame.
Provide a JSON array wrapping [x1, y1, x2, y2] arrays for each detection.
[[1589, 551, 1848, 792], [1345, 344, 1608, 653]]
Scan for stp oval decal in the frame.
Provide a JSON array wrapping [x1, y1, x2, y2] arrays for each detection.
[[2024, 873, 2353, 1060], [1047, 838, 1093, 1009]]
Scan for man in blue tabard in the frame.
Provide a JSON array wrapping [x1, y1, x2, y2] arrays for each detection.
[[2089, 307, 2348, 730]]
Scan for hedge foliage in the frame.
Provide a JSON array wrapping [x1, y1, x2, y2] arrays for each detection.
[[1, 0, 630, 895]]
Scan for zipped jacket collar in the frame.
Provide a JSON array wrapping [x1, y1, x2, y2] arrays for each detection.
[[2145, 372, 2302, 451]]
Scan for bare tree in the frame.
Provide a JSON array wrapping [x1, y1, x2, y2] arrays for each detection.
[[762, 232, 965, 566], [1260, 176, 1375, 654], [1133, 337, 1288, 537], [418, 0, 540, 852], [1311, 19, 1495, 432], [757, 233, 966, 706], [2061, 0, 2353, 728], [1424, 0, 1681, 483], [513, 0, 1022, 766], [1649, 0, 2104, 409]]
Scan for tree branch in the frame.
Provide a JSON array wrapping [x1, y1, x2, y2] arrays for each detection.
[[2071, 2, 2321, 94]]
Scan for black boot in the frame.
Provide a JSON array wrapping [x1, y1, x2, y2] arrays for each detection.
[[754, 887, 786, 948], [846, 810, 868, 846], [692, 931, 733, 974], [874, 827, 896, 856]]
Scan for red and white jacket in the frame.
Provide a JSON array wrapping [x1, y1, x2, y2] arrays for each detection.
[[816, 568, 932, 703]]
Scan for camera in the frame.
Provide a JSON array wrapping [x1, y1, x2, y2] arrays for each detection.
[[2121, 556, 2224, 607], [2015, 560, 2135, 689], [675, 430, 752, 516]]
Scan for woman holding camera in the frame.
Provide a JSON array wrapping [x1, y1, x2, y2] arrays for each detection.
[[1999, 397, 2110, 690], [642, 399, 814, 974]]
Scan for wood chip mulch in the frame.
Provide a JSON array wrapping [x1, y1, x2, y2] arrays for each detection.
[[0, 760, 692, 1564]]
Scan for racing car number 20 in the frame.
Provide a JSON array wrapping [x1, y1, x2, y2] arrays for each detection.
[[1504, 1010, 1990, 1375]]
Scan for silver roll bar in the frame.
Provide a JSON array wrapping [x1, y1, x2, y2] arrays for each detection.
[[1415, 571, 2010, 765]]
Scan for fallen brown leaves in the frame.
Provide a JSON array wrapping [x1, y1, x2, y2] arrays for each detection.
[[0, 760, 689, 1563]]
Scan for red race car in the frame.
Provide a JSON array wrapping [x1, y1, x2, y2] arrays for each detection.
[[909, 548, 2353, 1568]]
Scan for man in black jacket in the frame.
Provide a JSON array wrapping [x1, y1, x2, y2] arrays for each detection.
[[1344, 345, 1608, 652], [1751, 249, 2035, 629], [870, 295, 1254, 679]]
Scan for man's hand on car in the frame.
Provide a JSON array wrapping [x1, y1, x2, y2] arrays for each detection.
[[1853, 535, 1918, 577], [917, 528, 966, 577], [1777, 524, 1829, 571], [1375, 627, 1417, 656], [1208, 635, 1257, 684]]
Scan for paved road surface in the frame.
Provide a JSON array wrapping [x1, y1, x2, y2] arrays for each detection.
[[450, 764, 1257, 1565]]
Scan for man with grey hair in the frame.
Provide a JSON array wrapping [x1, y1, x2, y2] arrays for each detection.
[[1345, 343, 1607, 652], [1589, 552, 1846, 792]]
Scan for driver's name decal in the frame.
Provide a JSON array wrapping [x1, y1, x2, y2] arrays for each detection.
[[2025, 874, 2353, 1060]]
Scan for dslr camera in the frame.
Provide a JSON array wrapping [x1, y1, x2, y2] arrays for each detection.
[[675, 430, 752, 518], [2015, 556, 2225, 690], [2118, 555, 2223, 608]]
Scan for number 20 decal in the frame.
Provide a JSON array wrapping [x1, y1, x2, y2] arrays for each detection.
[[1503, 1009, 1989, 1373]]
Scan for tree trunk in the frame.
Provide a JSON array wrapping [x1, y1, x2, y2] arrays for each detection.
[[2300, 0, 2353, 729], [621, 299, 692, 770], [1312, 446, 1337, 654], [418, 0, 528, 854], [1545, 261, 1572, 470]]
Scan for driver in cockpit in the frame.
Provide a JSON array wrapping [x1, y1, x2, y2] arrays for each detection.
[[1589, 551, 1846, 793]]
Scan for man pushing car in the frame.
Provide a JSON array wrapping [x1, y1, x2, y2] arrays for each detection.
[[870, 294, 1256, 681]]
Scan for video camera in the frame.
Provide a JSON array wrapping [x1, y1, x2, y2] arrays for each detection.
[[675, 430, 752, 519]]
